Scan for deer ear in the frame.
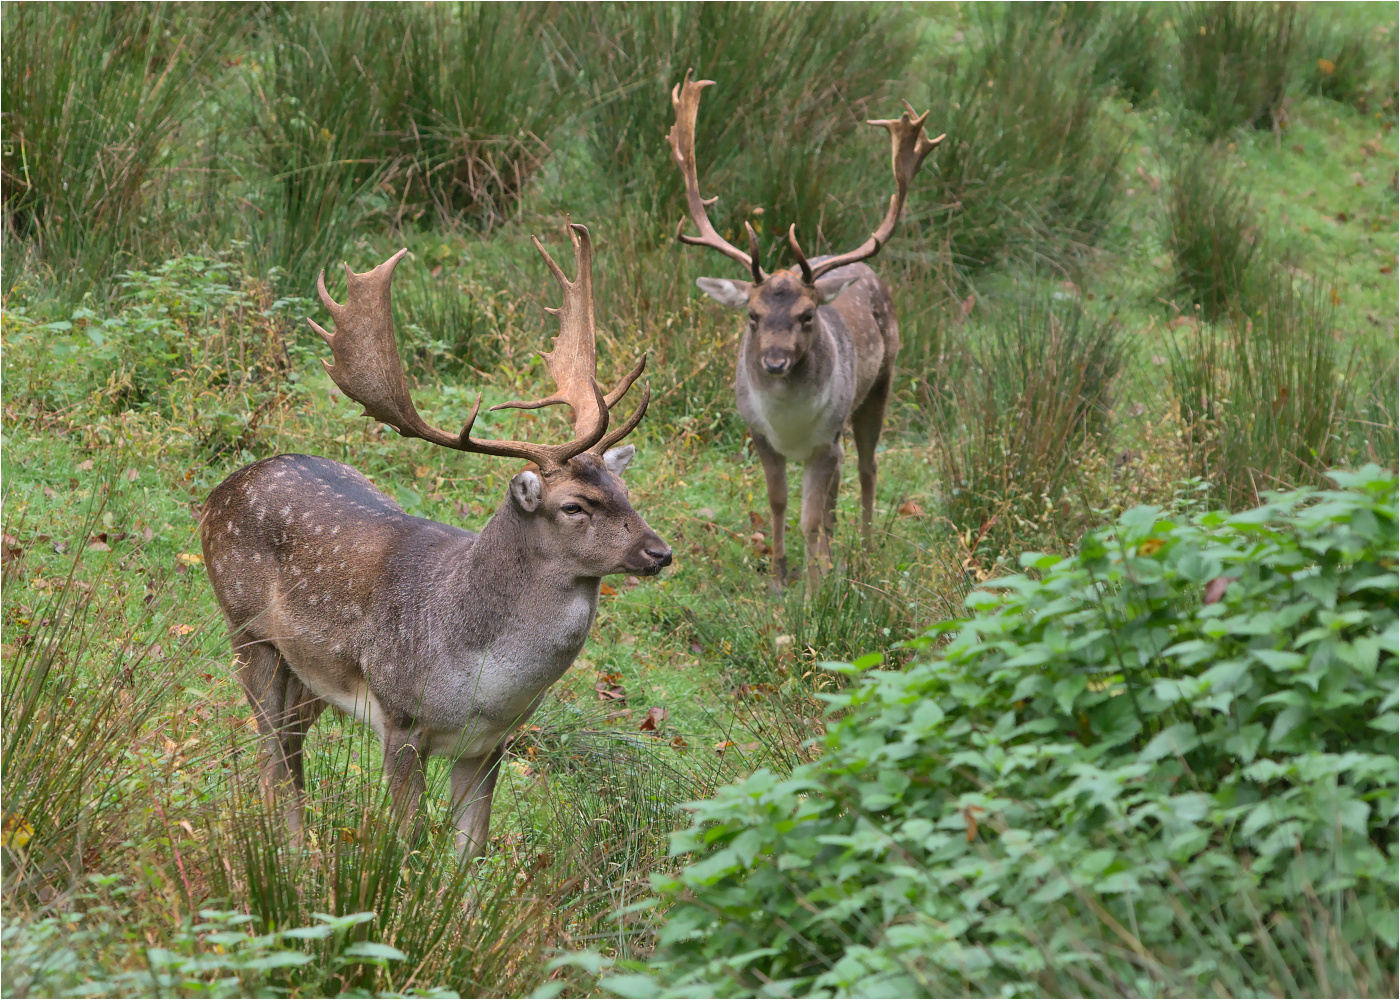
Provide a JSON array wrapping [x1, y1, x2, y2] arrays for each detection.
[[603, 444, 635, 477], [695, 277, 751, 310], [814, 276, 859, 305], [509, 470, 542, 512]]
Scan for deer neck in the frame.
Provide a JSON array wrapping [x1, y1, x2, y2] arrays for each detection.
[[455, 498, 600, 648]]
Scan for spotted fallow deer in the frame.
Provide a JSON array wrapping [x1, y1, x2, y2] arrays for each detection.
[[668, 72, 942, 587], [201, 224, 669, 858]]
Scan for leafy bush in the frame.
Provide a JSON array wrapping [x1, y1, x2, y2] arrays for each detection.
[[1176, 2, 1297, 138], [1169, 271, 1356, 507], [593, 469, 1398, 998], [930, 293, 1125, 550], [1165, 144, 1261, 320], [912, 8, 1125, 275]]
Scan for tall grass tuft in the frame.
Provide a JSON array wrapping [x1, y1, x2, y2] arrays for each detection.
[[914, 7, 1125, 276], [242, 4, 571, 289], [1048, 2, 1163, 106], [569, 2, 915, 269], [1176, 2, 1297, 138], [0, 4, 229, 296], [1351, 343, 1399, 471], [1169, 271, 1355, 507], [930, 293, 1125, 551], [1165, 144, 1261, 320]]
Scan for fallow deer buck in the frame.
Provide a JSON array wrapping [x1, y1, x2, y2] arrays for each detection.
[[202, 223, 668, 858], [668, 72, 942, 587]]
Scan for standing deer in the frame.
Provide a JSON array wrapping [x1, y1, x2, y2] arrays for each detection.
[[668, 71, 941, 587], [201, 224, 668, 858]]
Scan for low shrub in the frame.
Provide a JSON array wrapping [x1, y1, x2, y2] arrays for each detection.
[[1176, 2, 1297, 138], [1165, 144, 1261, 320], [590, 468, 1398, 998]]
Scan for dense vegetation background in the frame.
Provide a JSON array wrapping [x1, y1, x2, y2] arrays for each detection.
[[1, 2, 1396, 996]]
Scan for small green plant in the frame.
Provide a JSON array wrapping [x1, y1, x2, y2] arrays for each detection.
[[591, 468, 1398, 998], [930, 293, 1125, 552], [1176, 2, 1297, 138], [1169, 270, 1356, 507], [1165, 144, 1261, 320]]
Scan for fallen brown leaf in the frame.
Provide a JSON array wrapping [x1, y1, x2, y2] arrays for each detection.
[[77, 460, 94, 471], [897, 501, 924, 517], [638, 706, 668, 732], [599, 582, 617, 596]]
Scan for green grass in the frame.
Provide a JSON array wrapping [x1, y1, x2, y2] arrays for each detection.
[[3, 3, 1397, 996]]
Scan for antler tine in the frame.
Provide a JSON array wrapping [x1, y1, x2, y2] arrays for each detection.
[[805, 104, 945, 282], [668, 69, 765, 282], [588, 353, 649, 455], [787, 224, 814, 284]]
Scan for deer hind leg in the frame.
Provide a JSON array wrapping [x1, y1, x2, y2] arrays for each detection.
[[381, 727, 429, 844], [751, 432, 790, 589], [449, 748, 504, 860], [800, 440, 843, 588], [236, 641, 326, 841], [851, 370, 893, 545]]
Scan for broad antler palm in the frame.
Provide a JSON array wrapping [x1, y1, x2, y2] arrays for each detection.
[[309, 223, 648, 471]]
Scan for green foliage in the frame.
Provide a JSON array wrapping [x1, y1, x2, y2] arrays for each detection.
[[1169, 271, 1357, 507], [607, 470, 1398, 997], [571, 2, 914, 268], [2, 902, 444, 999], [1175, 2, 1297, 138], [1035, 2, 1163, 107], [1165, 144, 1261, 320], [913, 8, 1125, 274], [930, 292, 1125, 548]]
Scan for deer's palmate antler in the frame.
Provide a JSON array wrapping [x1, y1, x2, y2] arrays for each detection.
[[308, 223, 649, 471]]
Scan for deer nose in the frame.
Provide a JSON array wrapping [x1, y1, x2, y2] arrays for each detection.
[[645, 543, 672, 570], [761, 355, 791, 375]]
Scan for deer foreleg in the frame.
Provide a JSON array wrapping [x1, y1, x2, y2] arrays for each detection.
[[752, 433, 789, 588], [450, 749, 504, 859], [801, 442, 843, 587]]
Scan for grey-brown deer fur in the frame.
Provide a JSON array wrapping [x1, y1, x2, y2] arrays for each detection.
[[202, 224, 668, 858]]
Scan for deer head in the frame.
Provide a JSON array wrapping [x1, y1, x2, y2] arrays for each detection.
[[307, 224, 669, 577], [669, 70, 943, 377]]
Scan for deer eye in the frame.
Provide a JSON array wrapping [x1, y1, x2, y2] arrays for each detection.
[[748, 311, 760, 324], [799, 310, 815, 324], [561, 502, 584, 515]]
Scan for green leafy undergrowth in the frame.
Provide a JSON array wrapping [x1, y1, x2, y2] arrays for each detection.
[[583, 467, 1398, 998]]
